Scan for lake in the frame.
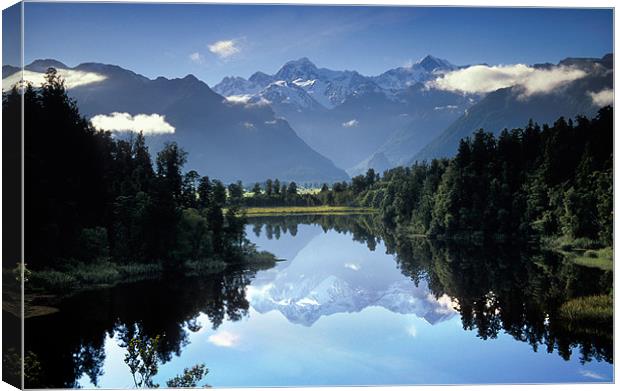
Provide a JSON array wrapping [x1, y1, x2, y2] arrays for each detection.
[[25, 214, 613, 387]]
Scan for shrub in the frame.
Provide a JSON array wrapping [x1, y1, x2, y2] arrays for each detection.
[[70, 262, 120, 285], [584, 250, 598, 258], [30, 270, 78, 292], [117, 263, 163, 279]]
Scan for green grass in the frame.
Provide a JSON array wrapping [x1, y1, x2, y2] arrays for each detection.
[[242, 205, 375, 216], [182, 259, 228, 276], [543, 235, 604, 252], [559, 294, 613, 324], [572, 247, 613, 271], [28, 261, 164, 293], [244, 250, 280, 266], [29, 270, 79, 292], [542, 236, 613, 272]]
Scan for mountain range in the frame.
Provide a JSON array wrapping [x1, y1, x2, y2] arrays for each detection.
[[3, 59, 348, 183], [411, 54, 614, 163], [213, 55, 472, 172], [3, 53, 613, 183], [213, 53, 612, 175]]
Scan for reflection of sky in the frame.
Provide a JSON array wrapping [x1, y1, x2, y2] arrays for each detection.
[[79, 222, 613, 387]]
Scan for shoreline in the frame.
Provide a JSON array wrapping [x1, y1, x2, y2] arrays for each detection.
[[241, 205, 376, 217], [20, 251, 281, 316]]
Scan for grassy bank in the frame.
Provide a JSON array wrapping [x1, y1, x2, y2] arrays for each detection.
[[560, 294, 613, 322], [242, 205, 376, 217], [25, 250, 280, 296], [570, 247, 613, 271], [542, 236, 613, 272], [16, 262, 166, 318], [27, 261, 165, 294]]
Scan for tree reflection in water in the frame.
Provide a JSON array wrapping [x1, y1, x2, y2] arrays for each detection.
[[251, 214, 613, 364], [25, 214, 612, 388], [25, 268, 255, 388]]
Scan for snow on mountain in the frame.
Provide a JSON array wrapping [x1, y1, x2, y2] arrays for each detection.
[[246, 229, 457, 326], [211, 55, 474, 171], [248, 71, 276, 86], [256, 80, 324, 110], [372, 55, 458, 91], [214, 55, 460, 112], [213, 76, 261, 97], [274, 57, 329, 81], [214, 57, 385, 110]]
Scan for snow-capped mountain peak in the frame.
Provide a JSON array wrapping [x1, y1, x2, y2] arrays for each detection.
[[213, 75, 260, 97], [417, 55, 455, 72], [275, 57, 321, 81], [213, 55, 458, 111], [248, 71, 275, 86], [214, 57, 385, 110], [372, 54, 458, 91], [247, 230, 458, 327]]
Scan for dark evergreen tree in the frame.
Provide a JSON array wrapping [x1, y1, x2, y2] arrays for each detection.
[[252, 183, 262, 196]]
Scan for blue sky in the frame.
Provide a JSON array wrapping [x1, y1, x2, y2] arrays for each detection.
[[17, 3, 614, 86]]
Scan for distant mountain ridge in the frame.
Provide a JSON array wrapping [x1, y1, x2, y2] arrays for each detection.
[[213, 54, 613, 175], [371, 55, 459, 91], [410, 53, 613, 163], [5, 53, 612, 182], [214, 55, 472, 171], [214, 56, 387, 110], [213, 54, 458, 111], [3, 60, 349, 183]]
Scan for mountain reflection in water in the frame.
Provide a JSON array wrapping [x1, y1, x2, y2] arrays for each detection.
[[25, 214, 613, 388]]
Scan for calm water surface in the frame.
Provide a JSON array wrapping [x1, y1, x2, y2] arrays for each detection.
[[26, 214, 613, 387]]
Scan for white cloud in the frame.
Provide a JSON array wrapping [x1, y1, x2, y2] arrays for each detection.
[[344, 262, 360, 271], [248, 97, 271, 107], [406, 325, 417, 337], [588, 88, 614, 107], [224, 95, 271, 108], [578, 369, 606, 380], [342, 119, 359, 128], [245, 283, 273, 302], [428, 64, 587, 97], [208, 330, 240, 347], [434, 105, 459, 111], [429, 293, 458, 315], [2, 69, 107, 92], [90, 112, 175, 134], [208, 40, 240, 59], [225, 94, 253, 104], [189, 52, 205, 64]]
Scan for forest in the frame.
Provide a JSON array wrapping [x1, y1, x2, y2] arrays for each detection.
[[3, 69, 273, 293], [240, 104, 613, 253], [21, 213, 612, 387], [247, 214, 612, 365], [3, 67, 613, 291], [368, 107, 613, 247], [284, 107, 613, 250]]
